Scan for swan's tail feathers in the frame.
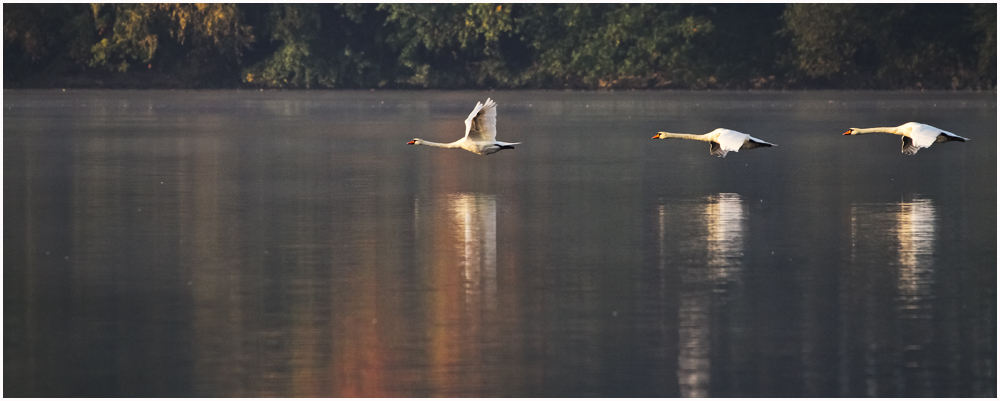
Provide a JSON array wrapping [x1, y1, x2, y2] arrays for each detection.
[[901, 136, 922, 155], [746, 138, 776, 149], [937, 132, 968, 142]]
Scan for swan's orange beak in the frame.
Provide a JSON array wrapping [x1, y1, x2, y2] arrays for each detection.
[[407, 140, 416, 145], [651, 134, 659, 139], [842, 130, 852, 135]]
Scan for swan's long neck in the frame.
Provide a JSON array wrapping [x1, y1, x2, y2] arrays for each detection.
[[853, 127, 900, 135], [416, 139, 461, 148], [658, 132, 711, 142]]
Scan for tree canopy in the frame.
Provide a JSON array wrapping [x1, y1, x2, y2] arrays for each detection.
[[4, 3, 995, 89]]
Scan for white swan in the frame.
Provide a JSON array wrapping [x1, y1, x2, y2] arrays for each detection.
[[407, 98, 521, 155], [843, 122, 968, 155], [652, 128, 776, 158]]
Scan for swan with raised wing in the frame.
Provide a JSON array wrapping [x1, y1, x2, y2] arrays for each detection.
[[407, 98, 520, 155], [652, 128, 776, 158], [843, 122, 968, 155]]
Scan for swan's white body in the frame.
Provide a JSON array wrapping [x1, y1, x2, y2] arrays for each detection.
[[407, 98, 520, 155], [843, 122, 968, 155], [652, 128, 776, 158]]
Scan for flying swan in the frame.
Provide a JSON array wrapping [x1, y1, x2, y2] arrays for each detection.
[[407, 98, 521, 155], [843, 122, 968, 155], [652, 128, 776, 158]]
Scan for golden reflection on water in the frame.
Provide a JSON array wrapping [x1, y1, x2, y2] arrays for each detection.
[[847, 197, 937, 397], [705, 193, 746, 274], [416, 193, 501, 396], [453, 194, 498, 312], [894, 199, 936, 307], [659, 193, 746, 398], [850, 198, 937, 312]]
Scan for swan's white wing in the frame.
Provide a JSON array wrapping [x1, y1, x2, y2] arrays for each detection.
[[905, 123, 942, 149], [464, 98, 497, 143], [714, 129, 749, 154], [463, 101, 485, 140]]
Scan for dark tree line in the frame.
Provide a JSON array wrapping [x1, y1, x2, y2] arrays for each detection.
[[4, 3, 996, 90]]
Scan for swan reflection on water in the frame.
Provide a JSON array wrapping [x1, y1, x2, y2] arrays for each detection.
[[850, 198, 937, 313], [413, 192, 500, 396], [657, 193, 746, 398], [893, 199, 936, 307], [451, 193, 498, 311], [412, 192, 499, 314], [848, 197, 937, 396]]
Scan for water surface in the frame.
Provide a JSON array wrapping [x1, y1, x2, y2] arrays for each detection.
[[4, 90, 996, 397]]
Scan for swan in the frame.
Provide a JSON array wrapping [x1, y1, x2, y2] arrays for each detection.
[[843, 122, 968, 155], [652, 128, 776, 158], [407, 98, 521, 155]]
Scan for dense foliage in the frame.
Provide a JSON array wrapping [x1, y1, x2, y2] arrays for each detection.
[[4, 3, 995, 89]]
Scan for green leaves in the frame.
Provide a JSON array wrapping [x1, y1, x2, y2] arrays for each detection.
[[242, 4, 324, 88], [3, 4, 995, 89], [4, 4, 95, 74], [377, 3, 517, 87], [520, 4, 713, 88], [87, 4, 253, 72], [241, 4, 394, 89], [782, 4, 994, 88]]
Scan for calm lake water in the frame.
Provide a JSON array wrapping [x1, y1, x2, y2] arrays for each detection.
[[4, 90, 996, 397]]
